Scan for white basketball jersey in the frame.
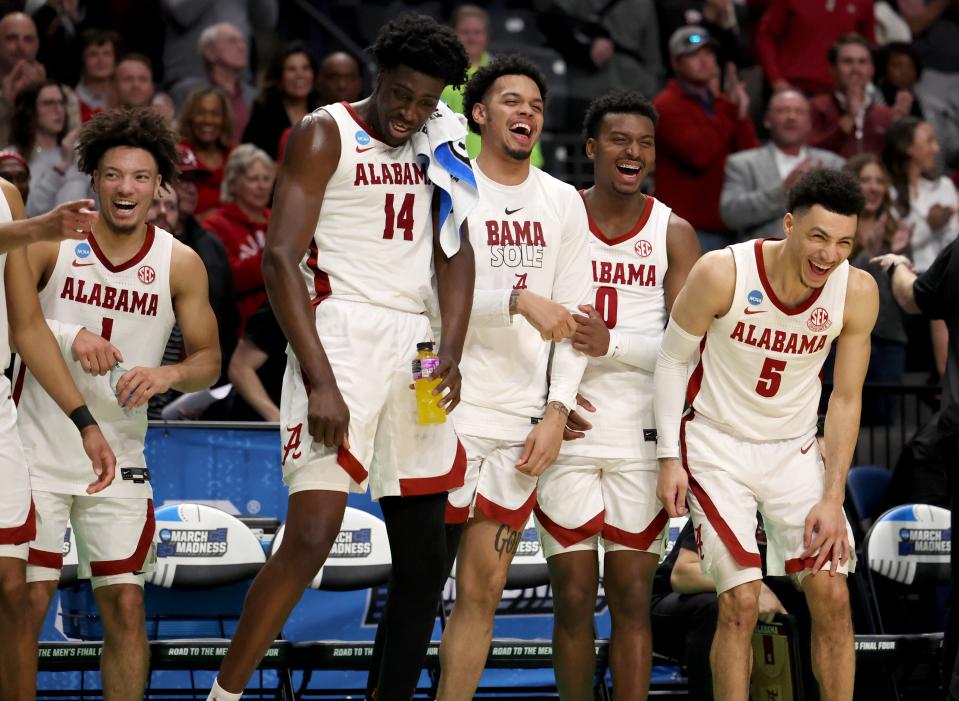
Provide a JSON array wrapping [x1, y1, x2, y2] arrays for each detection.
[[300, 101, 435, 314], [454, 162, 592, 441], [0, 191, 11, 371], [689, 239, 848, 442], [14, 226, 176, 497], [564, 196, 671, 459]]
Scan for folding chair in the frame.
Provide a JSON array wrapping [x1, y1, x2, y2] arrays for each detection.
[[276, 506, 391, 697], [858, 503, 950, 699], [846, 465, 891, 541]]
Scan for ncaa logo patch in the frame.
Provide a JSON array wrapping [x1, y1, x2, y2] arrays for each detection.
[[634, 239, 653, 257], [807, 307, 831, 332], [355, 130, 371, 146], [74, 242, 91, 258], [137, 265, 156, 285], [748, 289, 763, 305]]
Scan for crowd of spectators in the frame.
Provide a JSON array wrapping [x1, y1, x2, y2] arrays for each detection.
[[0, 0, 956, 424]]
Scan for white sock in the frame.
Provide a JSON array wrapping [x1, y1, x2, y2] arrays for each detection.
[[207, 678, 242, 701]]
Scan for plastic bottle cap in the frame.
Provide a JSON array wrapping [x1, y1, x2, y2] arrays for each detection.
[[416, 341, 434, 351]]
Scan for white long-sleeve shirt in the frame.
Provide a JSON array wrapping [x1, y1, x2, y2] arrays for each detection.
[[894, 176, 959, 272], [454, 162, 592, 441]]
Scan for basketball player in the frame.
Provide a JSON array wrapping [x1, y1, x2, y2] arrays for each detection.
[[655, 169, 877, 701], [205, 16, 472, 701], [0, 189, 115, 701], [17, 107, 221, 701], [437, 56, 592, 701], [535, 91, 699, 700]]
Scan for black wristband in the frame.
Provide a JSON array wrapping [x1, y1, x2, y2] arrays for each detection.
[[886, 261, 899, 279], [69, 405, 97, 432]]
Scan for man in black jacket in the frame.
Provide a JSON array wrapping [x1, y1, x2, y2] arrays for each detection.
[[875, 244, 959, 699]]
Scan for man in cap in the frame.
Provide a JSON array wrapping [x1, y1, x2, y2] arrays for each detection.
[[171, 143, 237, 378], [653, 26, 757, 253]]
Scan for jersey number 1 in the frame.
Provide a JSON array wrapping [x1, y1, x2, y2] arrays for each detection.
[[383, 193, 414, 241], [755, 357, 786, 397]]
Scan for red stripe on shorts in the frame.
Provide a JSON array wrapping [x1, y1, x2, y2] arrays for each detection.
[[28, 547, 63, 569], [0, 499, 35, 544], [399, 440, 467, 496], [445, 501, 470, 525], [784, 548, 841, 575], [601, 508, 669, 551], [532, 505, 604, 549], [11, 362, 27, 405], [90, 500, 155, 577], [337, 446, 369, 484], [475, 490, 537, 531], [680, 413, 762, 569]]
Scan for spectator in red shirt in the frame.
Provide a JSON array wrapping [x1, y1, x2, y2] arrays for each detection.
[[177, 86, 235, 223], [809, 33, 897, 159], [755, 0, 874, 96], [203, 143, 274, 334], [653, 26, 758, 251]]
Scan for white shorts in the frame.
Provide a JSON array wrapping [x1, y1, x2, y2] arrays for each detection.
[[281, 299, 465, 501], [446, 434, 536, 530], [681, 413, 856, 594], [0, 391, 33, 561], [534, 455, 667, 559], [26, 491, 155, 589]]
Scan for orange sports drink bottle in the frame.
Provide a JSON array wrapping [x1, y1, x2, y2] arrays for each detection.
[[412, 341, 446, 424]]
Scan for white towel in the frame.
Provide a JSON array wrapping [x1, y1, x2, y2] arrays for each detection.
[[412, 101, 478, 257]]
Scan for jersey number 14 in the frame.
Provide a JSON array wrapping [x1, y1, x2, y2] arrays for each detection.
[[383, 193, 415, 241]]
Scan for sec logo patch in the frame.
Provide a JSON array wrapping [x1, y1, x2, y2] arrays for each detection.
[[634, 239, 652, 257], [807, 307, 831, 332], [138, 265, 156, 285]]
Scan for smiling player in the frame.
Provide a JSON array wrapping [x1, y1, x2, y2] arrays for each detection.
[[437, 55, 592, 701], [205, 15, 474, 701], [534, 91, 699, 701], [654, 169, 877, 701], [16, 107, 220, 701]]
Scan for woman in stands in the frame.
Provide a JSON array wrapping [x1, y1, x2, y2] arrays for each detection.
[[203, 144, 274, 336], [242, 41, 320, 160], [846, 154, 910, 424], [883, 116, 959, 384], [8, 79, 92, 216], [178, 87, 234, 223]]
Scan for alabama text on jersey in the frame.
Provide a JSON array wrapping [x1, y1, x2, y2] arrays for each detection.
[[14, 226, 176, 497], [688, 239, 848, 441], [299, 101, 435, 314], [565, 196, 671, 459]]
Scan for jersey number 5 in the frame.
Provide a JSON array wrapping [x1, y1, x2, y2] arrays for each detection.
[[755, 357, 787, 397], [383, 193, 414, 241]]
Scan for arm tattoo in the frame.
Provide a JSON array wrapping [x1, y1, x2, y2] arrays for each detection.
[[547, 400, 569, 417]]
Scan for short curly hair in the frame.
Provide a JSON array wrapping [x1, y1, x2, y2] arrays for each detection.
[[77, 107, 179, 186], [370, 13, 468, 87], [582, 90, 658, 140], [788, 169, 865, 217], [463, 55, 548, 135]]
